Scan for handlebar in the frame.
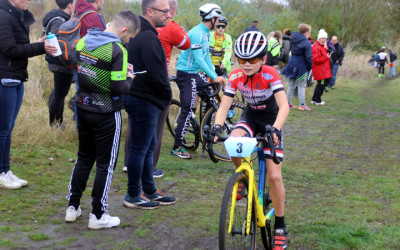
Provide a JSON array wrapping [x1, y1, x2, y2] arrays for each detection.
[[202, 124, 280, 164], [197, 81, 221, 98]]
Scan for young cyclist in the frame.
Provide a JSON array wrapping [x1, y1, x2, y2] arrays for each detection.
[[210, 16, 233, 77], [212, 31, 290, 250]]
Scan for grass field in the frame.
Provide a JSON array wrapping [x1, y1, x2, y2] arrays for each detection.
[[0, 65, 399, 249]]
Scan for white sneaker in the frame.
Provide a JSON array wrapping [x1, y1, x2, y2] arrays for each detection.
[[122, 166, 127, 172], [0, 172, 21, 189], [88, 212, 120, 229], [315, 101, 325, 106], [311, 100, 316, 105], [65, 206, 82, 222], [6, 171, 28, 186]]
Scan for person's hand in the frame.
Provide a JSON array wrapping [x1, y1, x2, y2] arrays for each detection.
[[37, 36, 46, 43], [212, 124, 222, 143], [44, 40, 58, 56], [127, 63, 135, 79], [327, 53, 331, 58], [214, 76, 227, 86], [219, 62, 225, 69], [266, 126, 281, 145]]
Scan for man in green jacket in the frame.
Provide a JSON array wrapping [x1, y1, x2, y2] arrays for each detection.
[[210, 16, 232, 77]]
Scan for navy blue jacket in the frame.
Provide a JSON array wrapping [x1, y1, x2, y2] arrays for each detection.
[[282, 32, 312, 81]]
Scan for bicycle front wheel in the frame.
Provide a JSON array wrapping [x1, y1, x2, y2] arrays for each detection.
[[219, 172, 257, 250], [200, 100, 245, 162]]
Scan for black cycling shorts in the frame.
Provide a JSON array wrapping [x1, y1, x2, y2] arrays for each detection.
[[233, 106, 284, 162]]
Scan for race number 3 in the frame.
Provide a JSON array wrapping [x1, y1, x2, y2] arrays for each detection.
[[236, 143, 243, 153]]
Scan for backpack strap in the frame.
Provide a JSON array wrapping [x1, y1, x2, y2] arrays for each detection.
[[42, 16, 65, 36], [79, 10, 106, 29]]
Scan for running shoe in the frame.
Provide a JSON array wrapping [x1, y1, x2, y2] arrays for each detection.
[[65, 206, 82, 222], [123, 192, 160, 210], [88, 212, 120, 229], [170, 146, 192, 159], [231, 182, 245, 200], [144, 189, 175, 205], [153, 168, 164, 178], [298, 105, 311, 111], [0, 172, 21, 189], [288, 103, 297, 109], [6, 171, 28, 186]]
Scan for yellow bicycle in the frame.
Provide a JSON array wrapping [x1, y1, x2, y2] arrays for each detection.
[[210, 125, 280, 250]]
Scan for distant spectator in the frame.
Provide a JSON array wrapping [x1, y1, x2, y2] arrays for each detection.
[[266, 30, 282, 70], [43, 0, 75, 128], [282, 23, 312, 111], [0, 0, 58, 189], [308, 36, 314, 44], [377, 46, 389, 78], [280, 29, 291, 66], [329, 36, 345, 89], [244, 20, 258, 32], [311, 29, 331, 106], [388, 49, 397, 77]]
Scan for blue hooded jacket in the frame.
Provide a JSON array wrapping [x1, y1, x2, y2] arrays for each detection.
[[282, 32, 312, 81]]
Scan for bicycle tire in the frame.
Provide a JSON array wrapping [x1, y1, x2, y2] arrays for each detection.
[[219, 172, 257, 250], [260, 189, 274, 250], [165, 99, 200, 151], [200, 100, 245, 162]]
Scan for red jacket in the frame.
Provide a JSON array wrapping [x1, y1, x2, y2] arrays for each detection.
[[157, 20, 190, 71], [75, 0, 105, 37], [312, 41, 332, 80]]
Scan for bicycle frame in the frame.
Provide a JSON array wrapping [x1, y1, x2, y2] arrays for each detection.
[[228, 147, 275, 236]]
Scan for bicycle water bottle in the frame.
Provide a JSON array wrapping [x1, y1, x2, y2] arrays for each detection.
[[46, 33, 62, 57]]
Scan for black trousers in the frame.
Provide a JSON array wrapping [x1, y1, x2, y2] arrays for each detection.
[[312, 78, 330, 103], [67, 109, 121, 218], [48, 72, 73, 126]]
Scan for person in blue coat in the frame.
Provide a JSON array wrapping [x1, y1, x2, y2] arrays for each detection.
[[282, 23, 313, 111]]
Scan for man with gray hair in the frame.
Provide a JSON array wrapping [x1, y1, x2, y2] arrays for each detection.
[[123, 0, 176, 210]]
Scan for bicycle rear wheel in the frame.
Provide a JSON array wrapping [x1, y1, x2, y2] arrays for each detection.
[[166, 99, 199, 151], [219, 172, 256, 250], [200, 100, 245, 162]]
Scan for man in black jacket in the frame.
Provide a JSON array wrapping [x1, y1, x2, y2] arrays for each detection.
[[123, 0, 175, 210], [388, 49, 397, 77], [43, 0, 75, 127], [330, 36, 345, 88]]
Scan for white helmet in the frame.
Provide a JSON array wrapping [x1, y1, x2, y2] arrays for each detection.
[[235, 31, 268, 59], [199, 4, 222, 20]]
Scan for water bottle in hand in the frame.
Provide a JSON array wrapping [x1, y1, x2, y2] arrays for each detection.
[[46, 33, 62, 57]]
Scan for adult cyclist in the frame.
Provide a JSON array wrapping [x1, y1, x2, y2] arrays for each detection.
[[171, 3, 226, 159], [212, 31, 290, 250], [210, 16, 233, 77]]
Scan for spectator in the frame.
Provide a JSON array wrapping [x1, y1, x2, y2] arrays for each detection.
[[266, 30, 282, 70], [280, 29, 291, 66], [123, 0, 191, 178], [72, 0, 107, 123], [329, 36, 345, 89], [0, 0, 58, 189], [171, 3, 225, 159], [210, 16, 233, 76], [377, 46, 389, 78], [244, 20, 258, 32], [311, 29, 331, 106], [65, 11, 140, 229], [388, 49, 397, 77], [43, 0, 75, 128], [282, 23, 312, 111], [123, 0, 176, 210]]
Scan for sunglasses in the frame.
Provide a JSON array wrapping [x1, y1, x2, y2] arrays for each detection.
[[216, 25, 226, 29], [238, 57, 261, 64]]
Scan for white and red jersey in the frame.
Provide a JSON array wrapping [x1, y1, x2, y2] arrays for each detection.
[[224, 65, 284, 113], [157, 20, 190, 71]]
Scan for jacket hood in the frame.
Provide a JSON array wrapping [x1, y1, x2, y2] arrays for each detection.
[[0, 0, 35, 26], [84, 28, 121, 51], [290, 32, 307, 45], [75, 0, 98, 15], [282, 34, 290, 40], [43, 9, 70, 27]]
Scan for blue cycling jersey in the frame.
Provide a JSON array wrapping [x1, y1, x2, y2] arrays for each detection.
[[176, 22, 217, 80]]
